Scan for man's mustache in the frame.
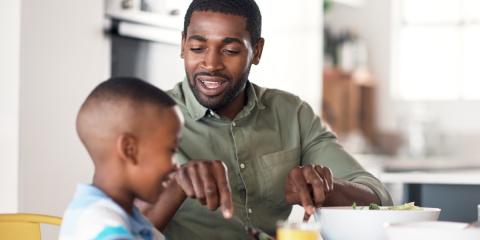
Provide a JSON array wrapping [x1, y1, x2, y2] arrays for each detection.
[[194, 72, 230, 81]]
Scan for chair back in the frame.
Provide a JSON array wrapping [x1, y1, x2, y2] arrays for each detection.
[[0, 213, 62, 240]]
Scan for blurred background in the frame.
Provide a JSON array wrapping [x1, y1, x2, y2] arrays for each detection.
[[1, 0, 480, 238]]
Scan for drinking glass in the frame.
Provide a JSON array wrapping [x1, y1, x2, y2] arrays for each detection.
[[277, 221, 321, 240]]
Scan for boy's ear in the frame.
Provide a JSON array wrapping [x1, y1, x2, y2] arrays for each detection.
[[117, 133, 138, 165]]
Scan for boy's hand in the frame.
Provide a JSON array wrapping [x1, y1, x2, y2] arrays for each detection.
[[175, 160, 233, 218]]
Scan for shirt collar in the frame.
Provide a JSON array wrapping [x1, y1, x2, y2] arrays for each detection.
[[74, 183, 108, 199], [182, 78, 265, 121], [182, 78, 209, 121], [237, 80, 266, 119]]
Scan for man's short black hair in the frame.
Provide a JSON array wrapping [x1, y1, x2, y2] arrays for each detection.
[[84, 77, 175, 108], [183, 0, 262, 45]]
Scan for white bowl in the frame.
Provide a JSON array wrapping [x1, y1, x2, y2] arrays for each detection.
[[314, 206, 441, 240], [385, 221, 480, 240]]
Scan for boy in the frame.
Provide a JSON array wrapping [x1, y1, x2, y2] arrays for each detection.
[[59, 77, 184, 240]]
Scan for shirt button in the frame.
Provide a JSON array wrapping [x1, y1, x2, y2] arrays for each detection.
[[232, 121, 236, 127], [240, 163, 245, 169], [248, 208, 253, 214]]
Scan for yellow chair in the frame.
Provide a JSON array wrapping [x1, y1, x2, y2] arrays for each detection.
[[0, 213, 62, 240]]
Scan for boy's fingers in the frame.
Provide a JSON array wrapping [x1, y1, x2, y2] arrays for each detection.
[[198, 162, 219, 210], [212, 160, 233, 218]]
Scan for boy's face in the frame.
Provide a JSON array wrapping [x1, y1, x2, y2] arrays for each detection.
[[132, 105, 182, 203]]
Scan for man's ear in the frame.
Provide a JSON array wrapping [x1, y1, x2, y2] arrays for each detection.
[[252, 38, 265, 65], [117, 133, 138, 165], [180, 32, 186, 59]]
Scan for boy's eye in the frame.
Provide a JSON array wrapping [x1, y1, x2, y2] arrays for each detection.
[[190, 47, 203, 53]]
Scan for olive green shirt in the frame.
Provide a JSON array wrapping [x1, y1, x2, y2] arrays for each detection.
[[164, 79, 392, 240]]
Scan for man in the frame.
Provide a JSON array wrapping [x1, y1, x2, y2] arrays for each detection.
[[144, 0, 392, 239]]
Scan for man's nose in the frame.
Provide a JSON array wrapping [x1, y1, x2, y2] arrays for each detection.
[[201, 49, 224, 72]]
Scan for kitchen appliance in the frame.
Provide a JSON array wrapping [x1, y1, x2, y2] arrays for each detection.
[[105, 0, 187, 90]]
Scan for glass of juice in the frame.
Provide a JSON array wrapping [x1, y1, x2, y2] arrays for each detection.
[[276, 221, 321, 240]]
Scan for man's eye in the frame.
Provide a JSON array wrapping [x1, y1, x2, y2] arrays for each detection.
[[224, 49, 240, 55]]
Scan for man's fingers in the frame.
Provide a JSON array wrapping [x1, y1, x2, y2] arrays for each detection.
[[212, 160, 233, 218], [325, 167, 334, 192], [303, 212, 312, 222], [290, 168, 315, 215], [303, 165, 326, 207], [176, 167, 195, 197], [315, 165, 334, 192], [187, 164, 206, 205], [198, 162, 219, 210], [284, 179, 297, 204], [178, 160, 232, 218]]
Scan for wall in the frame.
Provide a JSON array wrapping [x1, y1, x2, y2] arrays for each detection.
[[0, 0, 20, 213], [253, 0, 323, 113], [18, 0, 110, 237]]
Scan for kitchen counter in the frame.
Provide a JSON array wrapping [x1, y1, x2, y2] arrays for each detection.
[[354, 154, 480, 184], [379, 169, 480, 185], [354, 154, 480, 222]]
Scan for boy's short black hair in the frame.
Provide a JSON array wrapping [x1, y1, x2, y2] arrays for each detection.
[[76, 77, 176, 163], [183, 0, 262, 45], [84, 77, 175, 108]]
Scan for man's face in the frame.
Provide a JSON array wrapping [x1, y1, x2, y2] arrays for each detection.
[[182, 11, 263, 111]]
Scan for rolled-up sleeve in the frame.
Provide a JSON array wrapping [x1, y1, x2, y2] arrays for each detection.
[[298, 101, 393, 205]]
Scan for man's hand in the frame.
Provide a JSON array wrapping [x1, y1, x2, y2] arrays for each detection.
[[284, 165, 334, 216], [175, 160, 233, 218]]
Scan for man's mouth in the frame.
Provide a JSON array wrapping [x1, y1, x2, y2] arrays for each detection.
[[196, 76, 228, 96], [201, 80, 225, 89]]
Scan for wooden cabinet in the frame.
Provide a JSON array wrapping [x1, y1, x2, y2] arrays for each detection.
[[322, 68, 376, 144]]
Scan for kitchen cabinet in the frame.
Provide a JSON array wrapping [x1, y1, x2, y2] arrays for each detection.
[[322, 68, 376, 143]]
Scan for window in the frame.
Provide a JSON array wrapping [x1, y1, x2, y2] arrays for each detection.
[[393, 0, 480, 100]]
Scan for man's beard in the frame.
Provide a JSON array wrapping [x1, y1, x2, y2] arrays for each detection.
[[188, 71, 249, 111]]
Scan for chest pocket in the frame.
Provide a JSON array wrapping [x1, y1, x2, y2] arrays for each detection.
[[258, 147, 300, 208]]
